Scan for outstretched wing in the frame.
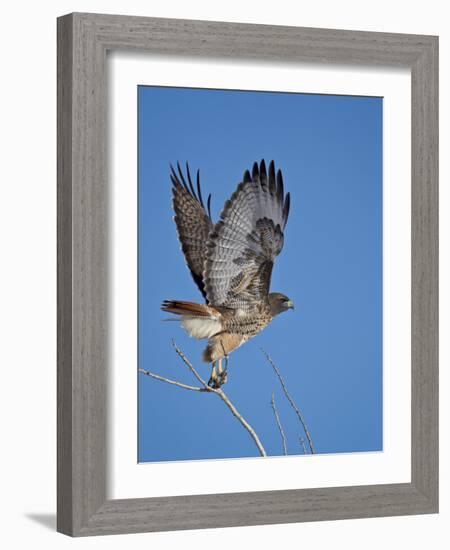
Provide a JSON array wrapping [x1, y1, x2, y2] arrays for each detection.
[[204, 160, 290, 312], [170, 163, 213, 299]]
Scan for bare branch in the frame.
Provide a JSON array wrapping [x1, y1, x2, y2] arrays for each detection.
[[139, 342, 267, 457], [271, 392, 287, 455], [299, 437, 307, 455], [138, 368, 205, 392], [171, 339, 209, 387], [215, 388, 266, 457], [261, 348, 315, 454]]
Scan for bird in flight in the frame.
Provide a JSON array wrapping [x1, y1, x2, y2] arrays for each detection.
[[162, 160, 293, 388]]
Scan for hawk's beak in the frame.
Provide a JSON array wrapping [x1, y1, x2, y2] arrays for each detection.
[[286, 300, 294, 310]]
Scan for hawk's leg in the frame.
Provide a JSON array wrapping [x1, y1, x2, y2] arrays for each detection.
[[217, 351, 229, 386], [216, 341, 229, 386], [223, 353, 229, 374]]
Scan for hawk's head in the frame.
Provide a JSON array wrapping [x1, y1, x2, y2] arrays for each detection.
[[268, 292, 294, 316]]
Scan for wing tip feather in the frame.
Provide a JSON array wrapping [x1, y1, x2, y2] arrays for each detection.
[[283, 192, 291, 225], [169, 161, 213, 221]]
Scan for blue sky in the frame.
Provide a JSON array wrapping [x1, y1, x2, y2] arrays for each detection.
[[138, 85, 382, 462]]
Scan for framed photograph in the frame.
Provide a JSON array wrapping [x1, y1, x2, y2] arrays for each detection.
[[57, 13, 438, 536]]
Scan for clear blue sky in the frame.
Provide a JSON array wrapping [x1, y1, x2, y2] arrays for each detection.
[[138, 85, 382, 462]]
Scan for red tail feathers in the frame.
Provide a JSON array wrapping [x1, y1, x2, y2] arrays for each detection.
[[161, 300, 212, 317]]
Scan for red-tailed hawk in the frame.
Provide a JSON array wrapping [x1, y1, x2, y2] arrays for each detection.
[[162, 160, 293, 387]]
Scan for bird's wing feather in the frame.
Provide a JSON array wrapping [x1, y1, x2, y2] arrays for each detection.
[[170, 163, 213, 299], [204, 160, 290, 312]]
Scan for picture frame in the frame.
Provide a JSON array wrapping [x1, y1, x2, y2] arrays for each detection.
[[57, 12, 438, 536]]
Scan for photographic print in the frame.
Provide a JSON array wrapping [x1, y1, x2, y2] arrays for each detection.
[[138, 85, 382, 463]]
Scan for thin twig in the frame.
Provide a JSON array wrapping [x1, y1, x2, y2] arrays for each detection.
[[138, 368, 204, 392], [261, 348, 315, 454], [299, 437, 307, 455], [215, 388, 266, 457], [140, 342, 267, 457], [171, 339, 208, 387], [271, 392, 287, 455]]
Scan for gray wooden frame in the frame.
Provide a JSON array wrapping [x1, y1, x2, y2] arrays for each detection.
[[57, 12, 438, 537]]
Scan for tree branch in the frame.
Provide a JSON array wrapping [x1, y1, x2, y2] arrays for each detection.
[[138, 368, 205, 392], [271, 392, 287, 455], [299, 437, 307, 455], [171, 339, 209, 387], [261, 348, 315, 454], [215, 387, 266, 457], [139, 342, 267, 457]]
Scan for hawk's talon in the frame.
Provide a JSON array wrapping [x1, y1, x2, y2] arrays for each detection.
[[207, 376, 221, 389], [207, 359, 227, 388]]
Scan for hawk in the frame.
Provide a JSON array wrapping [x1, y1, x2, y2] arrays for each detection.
[[162, 160, 293, 388]]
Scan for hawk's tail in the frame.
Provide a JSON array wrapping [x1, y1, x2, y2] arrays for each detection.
[[161, 300, 223, 340], [161, 300, 212, 317]]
